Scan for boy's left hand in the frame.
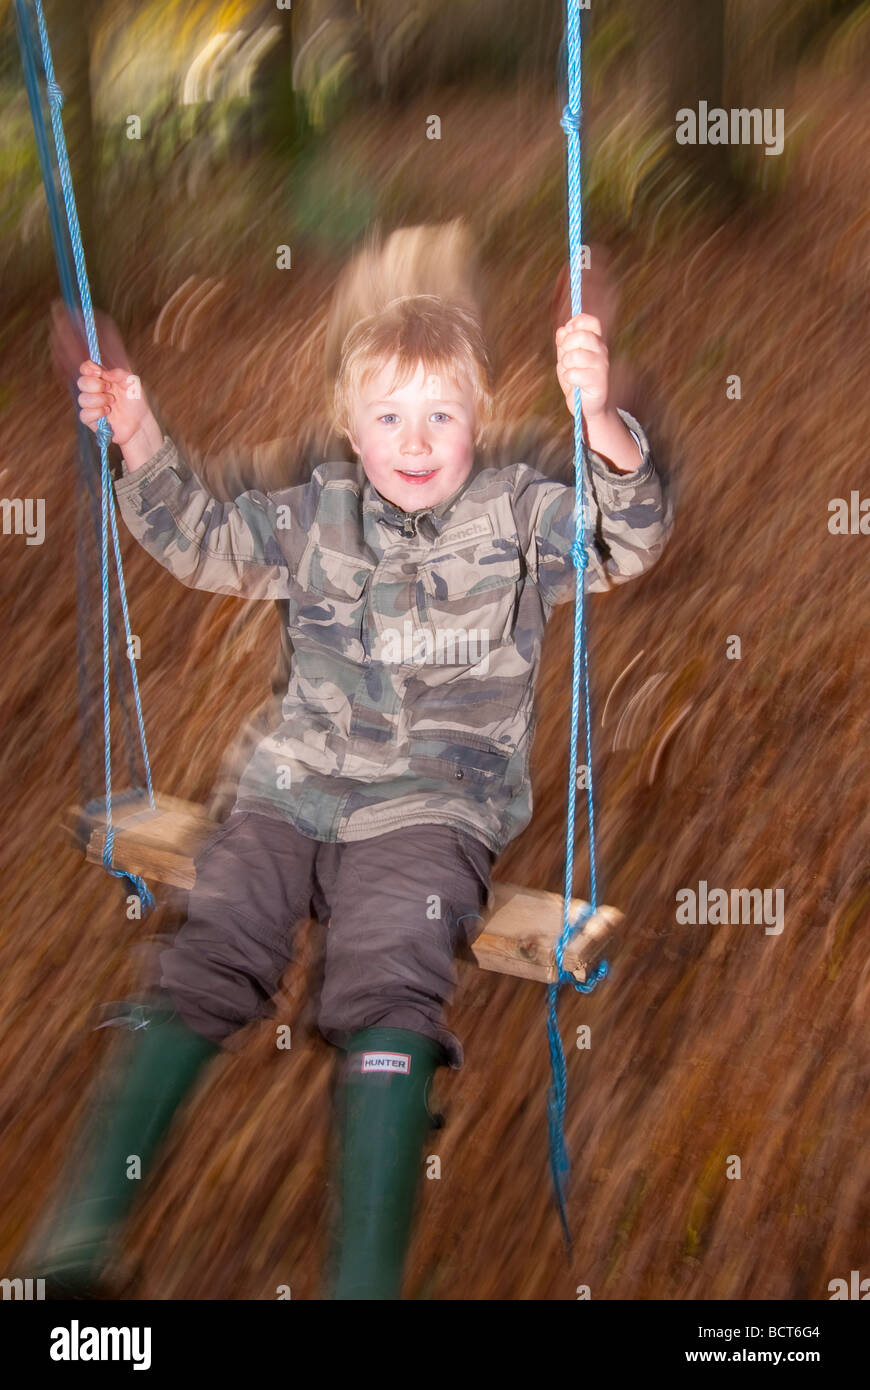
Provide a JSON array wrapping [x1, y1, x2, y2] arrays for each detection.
[[555, 313, 610, 421]]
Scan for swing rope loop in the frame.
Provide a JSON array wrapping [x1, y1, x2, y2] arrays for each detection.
[[22, 0, 157, 913]]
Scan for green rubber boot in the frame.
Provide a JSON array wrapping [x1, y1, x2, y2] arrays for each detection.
[[326, 1026, 446, 1300], [28, 995, 221, 1298]]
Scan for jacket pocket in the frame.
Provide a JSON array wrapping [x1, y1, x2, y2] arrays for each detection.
[[293, 543, 374, 662], [407, 727, 513, 789], [418, 540, 522, 655]]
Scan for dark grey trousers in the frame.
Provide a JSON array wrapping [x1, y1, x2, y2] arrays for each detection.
[[158, 812, 496, 1069]]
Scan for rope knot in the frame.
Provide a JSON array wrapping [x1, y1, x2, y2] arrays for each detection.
[[570, 540, 588, 571], [560, 105, 581, 137], [46, 79, 64, 110], [562, 957, 609, 993], [95, 417, 113, 448]]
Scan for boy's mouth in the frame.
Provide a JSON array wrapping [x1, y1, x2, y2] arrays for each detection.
[[395, 467, 438, 484]]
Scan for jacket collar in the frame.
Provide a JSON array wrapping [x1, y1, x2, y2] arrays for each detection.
[[358, 457, 478, 539]]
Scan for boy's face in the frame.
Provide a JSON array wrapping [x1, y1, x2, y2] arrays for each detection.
[[346, 356, 477, 512]]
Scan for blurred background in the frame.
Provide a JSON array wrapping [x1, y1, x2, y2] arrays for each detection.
[[1, 0, 869, 1299]]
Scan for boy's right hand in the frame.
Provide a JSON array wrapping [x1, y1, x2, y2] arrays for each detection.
[[77, 360, 151, 449]]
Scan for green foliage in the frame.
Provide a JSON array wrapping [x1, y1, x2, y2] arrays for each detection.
[[759, 0, 869, 68], [7, 0, 870, 309], [822, 0, 870, 72], [286, 140, 376, 255], [0, 85, 57, 300], [352, 0, 562, 98], [292, 15, 360, 135], [583, 99, 675, 234], [584, 11, 636, 103], [725, 109, 821, 205]]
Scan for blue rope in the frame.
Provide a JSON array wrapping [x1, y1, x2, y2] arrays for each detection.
[[15, 1, 142, 810], [25, 0, 156, 912], [546, 0, 609, 1253]]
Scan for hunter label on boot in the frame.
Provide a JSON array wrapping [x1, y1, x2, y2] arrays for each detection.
[[360, 1051, 412, 1074]]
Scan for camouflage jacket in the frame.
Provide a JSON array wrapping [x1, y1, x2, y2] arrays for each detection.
[[113, 408, 671, 857]]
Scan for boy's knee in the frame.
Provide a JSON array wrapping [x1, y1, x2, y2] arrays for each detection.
[[158, 937, 276, 1046]]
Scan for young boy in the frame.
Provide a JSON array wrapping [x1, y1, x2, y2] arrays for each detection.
[[34, 294, 671, 1300]]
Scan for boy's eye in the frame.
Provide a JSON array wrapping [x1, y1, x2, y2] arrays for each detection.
[[377, 412, 451, 425]]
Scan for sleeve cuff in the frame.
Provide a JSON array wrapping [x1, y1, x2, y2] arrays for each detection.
[[586, 407, 654, 486], [113, 435, 180, 496]]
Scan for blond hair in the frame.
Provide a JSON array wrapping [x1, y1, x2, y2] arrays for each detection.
[[333, 293, 495, 448], [324, 219, 495, 449]]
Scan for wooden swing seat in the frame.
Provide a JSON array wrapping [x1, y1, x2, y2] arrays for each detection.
[[64, 790, 622, 986]]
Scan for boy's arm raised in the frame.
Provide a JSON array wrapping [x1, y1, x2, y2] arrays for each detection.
[[112, 416, 312, 601], [511, 408, 673, 607]]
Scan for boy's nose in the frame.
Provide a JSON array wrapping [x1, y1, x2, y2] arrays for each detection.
[[400, 435, 431, 456]]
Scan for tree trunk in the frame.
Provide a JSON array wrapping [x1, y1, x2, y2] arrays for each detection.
[[646, 0, 734, 194]]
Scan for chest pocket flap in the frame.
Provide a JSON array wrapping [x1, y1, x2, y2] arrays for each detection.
[[298, 543, 374, 600], [419, 538, 522, 647], [421, 539, 522, 600]]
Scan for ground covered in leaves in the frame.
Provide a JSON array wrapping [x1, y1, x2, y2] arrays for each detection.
[[1, 68, 868, 1299]]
